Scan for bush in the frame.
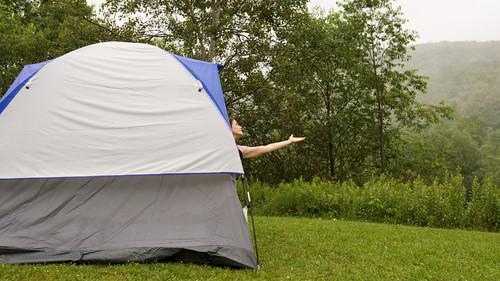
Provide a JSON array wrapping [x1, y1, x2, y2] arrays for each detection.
[[237, 175, 499, 231], [465, 177, 500, 231]]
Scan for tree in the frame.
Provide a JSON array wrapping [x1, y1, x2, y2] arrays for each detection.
[[0, 0, 120, 97], [265, 11, 378, 181], [257, 2, 450, 182], [391, 117, 499, 187], [339, 0, 451, 174]]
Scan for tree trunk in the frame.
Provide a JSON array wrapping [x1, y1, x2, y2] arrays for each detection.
[[208, 0, 221, 62], [325, 88, 335, 179], [372, 59, 385, 174], [328, 136, 335, 179], [376, 89, 385, 173]]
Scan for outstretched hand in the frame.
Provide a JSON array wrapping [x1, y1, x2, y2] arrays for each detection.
[[288, 134, 305, 144]]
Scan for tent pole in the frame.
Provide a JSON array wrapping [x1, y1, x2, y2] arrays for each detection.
[[241, 174, 260, 269]]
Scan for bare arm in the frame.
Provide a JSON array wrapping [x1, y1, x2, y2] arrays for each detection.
[[241, 135, 305, 159]]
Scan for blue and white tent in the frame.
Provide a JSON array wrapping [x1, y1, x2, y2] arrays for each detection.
[[0, 42, 256, 268]]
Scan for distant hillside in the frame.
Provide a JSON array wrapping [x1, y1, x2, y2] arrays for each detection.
[[407, 41, 500, 128]]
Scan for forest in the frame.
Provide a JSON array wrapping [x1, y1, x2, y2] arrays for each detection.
[[1, 0, 498, 193]]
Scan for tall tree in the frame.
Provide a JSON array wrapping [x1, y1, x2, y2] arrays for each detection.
[[267, 11, 377, 181], [340, 0, 451, 174]]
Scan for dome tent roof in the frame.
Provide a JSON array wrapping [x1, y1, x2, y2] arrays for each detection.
[[0, 42, 243, 179]]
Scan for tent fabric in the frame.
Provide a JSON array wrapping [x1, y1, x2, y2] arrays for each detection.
[[0, 174, 256, 268], [0, 42, 256, 268], [0, 61, 51, 114], [171, 54, 229, 125], [0, 42, 243, 179]]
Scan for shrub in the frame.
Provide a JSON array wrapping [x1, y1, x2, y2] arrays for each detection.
[[237, 175, 499, 231]]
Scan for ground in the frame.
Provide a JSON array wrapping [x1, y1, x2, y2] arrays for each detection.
[[0, 216, 498, 280]]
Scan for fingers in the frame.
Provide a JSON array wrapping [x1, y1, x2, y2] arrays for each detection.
[[289, 135, 305, 143]]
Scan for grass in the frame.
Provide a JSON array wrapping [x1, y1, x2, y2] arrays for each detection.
[[0, 216, 499, 280]]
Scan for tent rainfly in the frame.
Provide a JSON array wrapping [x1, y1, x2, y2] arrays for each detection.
[[0, 42, 256, 268]]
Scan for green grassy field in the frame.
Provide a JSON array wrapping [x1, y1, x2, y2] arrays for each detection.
[[0, 216, 498, 281]]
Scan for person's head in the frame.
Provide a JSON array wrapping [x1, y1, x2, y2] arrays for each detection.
[[230, 118, 244, 140]]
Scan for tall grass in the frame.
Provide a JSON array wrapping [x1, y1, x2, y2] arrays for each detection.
[[238, 175, 499, 231]]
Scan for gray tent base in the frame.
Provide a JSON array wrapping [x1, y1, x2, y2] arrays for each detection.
[[0, 174, 257, 269], [0, 246, 252, 268]]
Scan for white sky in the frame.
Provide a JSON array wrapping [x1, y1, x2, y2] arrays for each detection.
[[88, 0, 500, 43], [308, 0, 500, 43]]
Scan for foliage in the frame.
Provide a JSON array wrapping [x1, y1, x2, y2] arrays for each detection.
[[260, 12, 379, 182], [338, 0, 452, 173], [0, 0, 120, 96], [238, 175, 500, 231], [239, 0, 451, 183], [1, 216, 499, 280], [390, 117, 500, 187]]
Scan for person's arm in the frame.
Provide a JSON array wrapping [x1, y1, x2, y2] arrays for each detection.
[[241, 135, 305, 159]]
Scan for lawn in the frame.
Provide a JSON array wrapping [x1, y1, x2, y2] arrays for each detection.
[[0, 216, 498, 280]]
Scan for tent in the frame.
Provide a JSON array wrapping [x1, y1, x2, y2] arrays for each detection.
[[0, 42, 257, 268]]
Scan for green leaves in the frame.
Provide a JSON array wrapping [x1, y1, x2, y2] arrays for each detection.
[[0, 0, 120, 96], [242, 175, 500, 231], [337, 0, 451, 174]]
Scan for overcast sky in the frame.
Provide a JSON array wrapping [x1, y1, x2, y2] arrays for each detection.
[[88, 0, 500, 43], [308, 0, 500, 43]]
